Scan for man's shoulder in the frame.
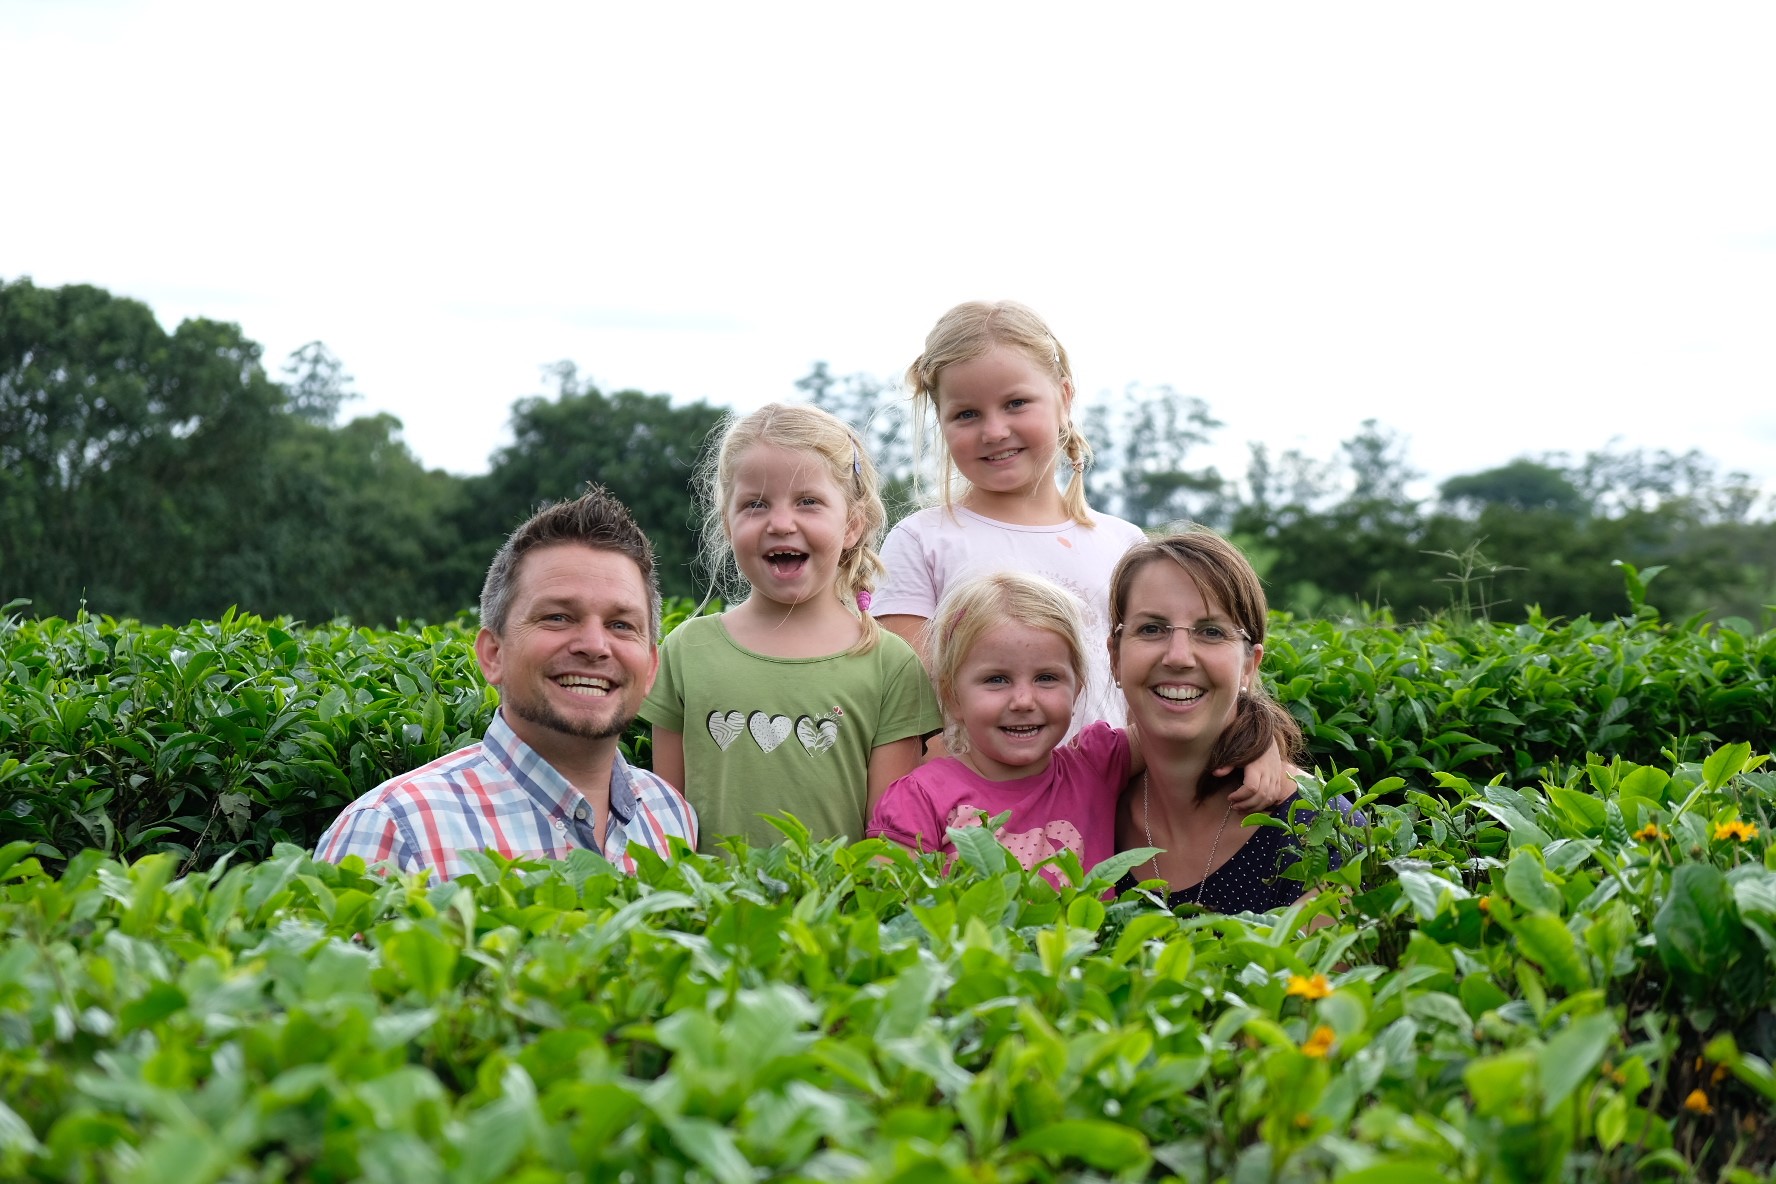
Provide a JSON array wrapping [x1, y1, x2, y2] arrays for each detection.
[[623, 760, 679, 798], [620, 759, 698, 836], [353, 739, 501, 810]]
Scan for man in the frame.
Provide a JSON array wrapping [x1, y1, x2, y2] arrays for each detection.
[[316, 486, 696, 879]]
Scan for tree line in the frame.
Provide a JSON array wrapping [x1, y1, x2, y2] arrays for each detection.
[[5, 276, 1773, 628]]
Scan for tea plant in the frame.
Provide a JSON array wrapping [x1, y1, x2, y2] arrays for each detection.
[[6, 580, 1771, 868], [2, 746, 1773, 1182]]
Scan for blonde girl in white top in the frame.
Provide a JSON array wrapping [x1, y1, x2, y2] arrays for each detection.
[[873, 300, 1286, 804]]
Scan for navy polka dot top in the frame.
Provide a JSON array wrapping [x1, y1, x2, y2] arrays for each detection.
[[1116, 793, 1352, 914]]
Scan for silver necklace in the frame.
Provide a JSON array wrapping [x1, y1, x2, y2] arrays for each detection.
[[1142, 771, 1234, 905]]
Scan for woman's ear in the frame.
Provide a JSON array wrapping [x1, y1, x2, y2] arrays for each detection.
[[1245, 642, 1264, 689]]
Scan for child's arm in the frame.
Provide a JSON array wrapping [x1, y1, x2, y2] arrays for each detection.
[[650, 726, 686, 791], [1221, 739, 1293, 810], [880, 621, 951, 759], [866, 736, 925, 816], [866, 759, 949, 861]]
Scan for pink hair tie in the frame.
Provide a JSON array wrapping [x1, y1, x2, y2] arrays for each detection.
[[856, 590, 873, 613]]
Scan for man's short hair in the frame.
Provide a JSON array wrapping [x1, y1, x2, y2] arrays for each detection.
[[479, 485, 663, 641]]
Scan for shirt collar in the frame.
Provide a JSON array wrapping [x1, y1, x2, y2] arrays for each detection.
[[484, 709, 633, 823]]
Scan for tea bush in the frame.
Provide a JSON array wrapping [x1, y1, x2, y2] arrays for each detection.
[[3, 585, 1771, 869], [2, 745, 1773, 1182]]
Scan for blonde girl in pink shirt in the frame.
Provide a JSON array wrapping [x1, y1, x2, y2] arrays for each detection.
[[868, 571, 1140, 884]]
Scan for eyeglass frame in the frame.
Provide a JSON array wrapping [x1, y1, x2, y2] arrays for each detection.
[[1112, 620, 1252, 647]]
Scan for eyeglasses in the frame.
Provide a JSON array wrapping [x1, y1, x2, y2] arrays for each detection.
[[1114, 621, 1250, 647]]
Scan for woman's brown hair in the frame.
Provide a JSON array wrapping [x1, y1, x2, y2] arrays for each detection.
[[1109, 528, 1303, 797]]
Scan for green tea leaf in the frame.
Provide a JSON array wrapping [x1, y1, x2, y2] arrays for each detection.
[[1011, 1119, 1148, 1170], [1504, 850, 1562, 915], [1653, 863, 1735, 978], [1536, 1012, 1614, 1115], [1702, 742, 1752, 790], [1088, 847, 1161, 887], [1513, 912, 1590, 992], [947, 822, 1014, 877], [659, 1116, 751, 1184], [1464, 1048, 1537, 1116], [0, 1100, 44, 1156], [1332, 1166, 1452, 1184], [381, 926, 457, 1001]]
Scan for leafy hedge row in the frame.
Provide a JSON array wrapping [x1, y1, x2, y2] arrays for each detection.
[[1271, 600, 1776, 789], [2, 746, 1773, 1182], [3, 586, 1772, 869]]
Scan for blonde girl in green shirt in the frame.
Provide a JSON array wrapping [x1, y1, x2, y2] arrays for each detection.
[[641, 404, 942, 852]]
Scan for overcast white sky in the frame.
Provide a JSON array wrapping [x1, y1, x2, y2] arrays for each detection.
[[5, 2, 1774, 501]]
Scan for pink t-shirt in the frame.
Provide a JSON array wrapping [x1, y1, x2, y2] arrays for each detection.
[[867, 721, 1130, 886]]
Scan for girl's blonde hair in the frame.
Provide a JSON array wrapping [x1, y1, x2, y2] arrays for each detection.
[[905, 300, 1096, 526], [698, 402, 887, 655], [926, 571, 1088, 755]]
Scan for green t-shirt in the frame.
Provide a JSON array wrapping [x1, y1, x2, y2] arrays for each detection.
[[641, 615, 941, 852]]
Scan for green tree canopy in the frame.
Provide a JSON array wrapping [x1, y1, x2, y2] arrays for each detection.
[[1440, 459, 1588, 516], [1, 277, 287, 619], [459, 364, 726, 600]]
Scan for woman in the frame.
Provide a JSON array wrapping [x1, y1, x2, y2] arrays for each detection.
[[1109, 529, 1338, 913]]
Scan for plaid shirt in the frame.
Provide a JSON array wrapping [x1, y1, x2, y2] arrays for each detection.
[[315, 710, 697, 880]]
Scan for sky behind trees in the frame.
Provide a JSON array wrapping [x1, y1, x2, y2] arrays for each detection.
[[4, 2, 1774, 494]]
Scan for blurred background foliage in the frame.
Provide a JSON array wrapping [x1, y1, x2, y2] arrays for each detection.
[[5, 275, 1773, 627]]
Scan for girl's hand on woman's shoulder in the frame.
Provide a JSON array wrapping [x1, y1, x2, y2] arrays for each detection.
[[1221, 739, 1294, 811]]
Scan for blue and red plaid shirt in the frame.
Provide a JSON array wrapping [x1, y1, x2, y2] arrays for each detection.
[[315, 710, 697, 880]]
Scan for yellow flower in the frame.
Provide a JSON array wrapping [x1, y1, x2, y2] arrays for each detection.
[[1632, 823, 1667, 842], [1301, 1025, 1336, 1059], [1711, 1063, 1728, 1085], [1286, 973, 1333, 1000], [1683, 1089, 1712, 1115], [1713, 820, 1758, 843]]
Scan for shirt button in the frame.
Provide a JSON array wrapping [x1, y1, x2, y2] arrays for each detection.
[[554, 820, 566, 831], [574, 804, 589, 821]]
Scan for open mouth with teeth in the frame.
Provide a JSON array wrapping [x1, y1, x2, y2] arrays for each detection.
[[999, 723, 1044, 739], [1153, 686, 1206, 704], [764, 549, 810, 576], [982, 448, 1024, 463], [556, 675, 614, 697]]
